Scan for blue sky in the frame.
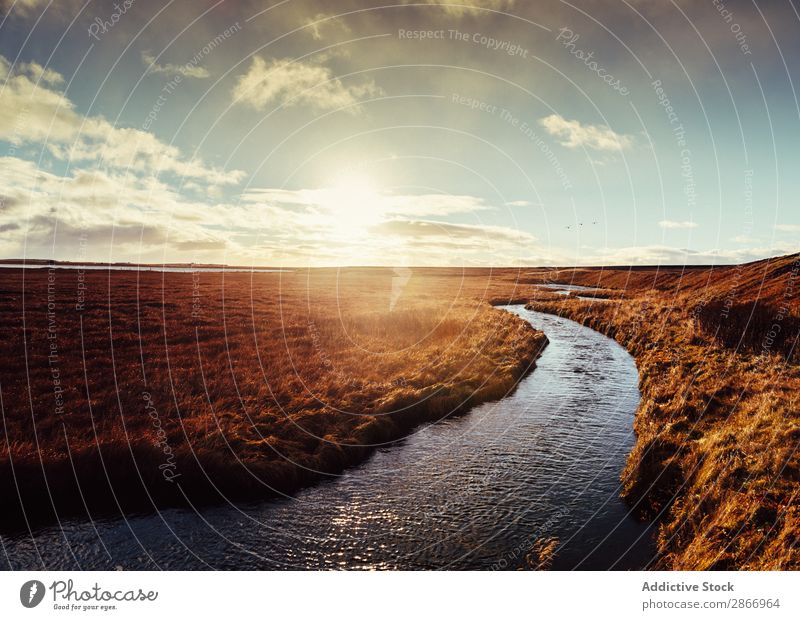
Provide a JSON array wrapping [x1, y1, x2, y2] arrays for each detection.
[[0, 0, 798, 266]]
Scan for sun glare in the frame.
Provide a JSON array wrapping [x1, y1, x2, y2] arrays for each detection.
[[322, 171, 383, 229]]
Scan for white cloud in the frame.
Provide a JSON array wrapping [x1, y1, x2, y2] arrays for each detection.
[[235, 186, 536, 266], [0, 156, 243, 260], [0, 165, 517, 265], [0, 0, 47, 16], [512, 243, 797, 268], [0, 55, 243, 185], [658, 219, 698, 229], [373, 219, 536, 246], [540, 114, 633, 151], [2, 0, 112, 20], [579, 244, 796, 266], [240, 187, 490, 218], [141, 51, 210, 79], [16, 60, 63, 85], [306, 13, 352, 40], [422, 0, 516, 15], [232, 56, 383, 114], [0, 61, 86, 143], [381, 193, 490, 216], [3, 155, 790, 268]]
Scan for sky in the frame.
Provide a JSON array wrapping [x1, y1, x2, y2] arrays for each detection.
[[0, 0, 798, 267]]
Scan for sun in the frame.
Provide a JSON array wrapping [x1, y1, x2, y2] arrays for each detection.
[[320, 171, 383, 229]]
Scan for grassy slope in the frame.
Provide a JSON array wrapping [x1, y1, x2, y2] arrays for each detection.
[[526, 253, 800, 569], [0, 267, 546, 531]]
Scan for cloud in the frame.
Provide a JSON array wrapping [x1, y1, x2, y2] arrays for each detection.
[[373, 219, 536, 246], [0, 156, 243, 260], [141, 51, 210, 79], [306, 13, 352, 40], [513, 242, 797, 268], [232, 56, 383, 114], [658, 219, 698, 229], [240, 187, 490, 218], [540, 114, 633, 151], [0, 0, 46, 16], [381, 194, 491, 217], [0, 55, 243, 185], [173, 239, 228, 251], [235, 185, 536, 266], [422, 0, 516, 15], [579, 244, 797, 266], [0, 0, 86, 20], [361, 218, 538, 266], [4, 154, 788, 269], [0, 60, 86, 143], [16, 60, 63, 85], [775, 224, 800, 233]]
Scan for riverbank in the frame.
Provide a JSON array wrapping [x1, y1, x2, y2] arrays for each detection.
[[526, 252, 800, 569], [1, 306, 651, 570], [2, 255, 797, 570], [0, 267, 547, 532]]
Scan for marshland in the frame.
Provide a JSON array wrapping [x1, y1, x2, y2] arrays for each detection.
[[1, 252, 798, 570]]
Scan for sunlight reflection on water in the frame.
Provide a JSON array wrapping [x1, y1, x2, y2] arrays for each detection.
[[1, 307, 657, 570]]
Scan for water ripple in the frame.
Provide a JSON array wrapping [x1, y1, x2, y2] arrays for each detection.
[[1, 306, 657, 570]]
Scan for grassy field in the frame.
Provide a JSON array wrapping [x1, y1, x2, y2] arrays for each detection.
[[1, 253, 798, 571], [0, 266, 546, 531], [527, 252, 800, 569]]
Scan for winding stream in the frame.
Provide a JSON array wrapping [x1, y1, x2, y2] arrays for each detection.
[[1, 306, 656, 570]]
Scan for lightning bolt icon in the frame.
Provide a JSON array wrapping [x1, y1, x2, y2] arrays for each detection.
[[28, 582, 38, 603]]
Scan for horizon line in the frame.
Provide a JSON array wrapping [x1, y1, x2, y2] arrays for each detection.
[[1, 251, 798, 271]]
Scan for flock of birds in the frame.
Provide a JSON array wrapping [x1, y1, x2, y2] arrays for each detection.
[[565, 221, 598, 230]]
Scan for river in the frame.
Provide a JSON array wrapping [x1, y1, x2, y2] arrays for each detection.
[[0, 306, 656, 570]]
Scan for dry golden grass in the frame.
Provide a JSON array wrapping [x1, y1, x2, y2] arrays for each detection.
[[527, 252, 800, 569], [0, 266, 546, 530], [2, 253, 797, 572]]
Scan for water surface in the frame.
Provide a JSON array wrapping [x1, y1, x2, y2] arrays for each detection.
[[1, 306, 656, 570]]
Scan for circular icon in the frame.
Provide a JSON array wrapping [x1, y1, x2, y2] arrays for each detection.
[[20, 580, 45, 608]]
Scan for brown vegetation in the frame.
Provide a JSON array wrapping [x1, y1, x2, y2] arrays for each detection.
[[0, 266, 546, 531], [2, 252, 798, 571], [526, 252, 800, 569]]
